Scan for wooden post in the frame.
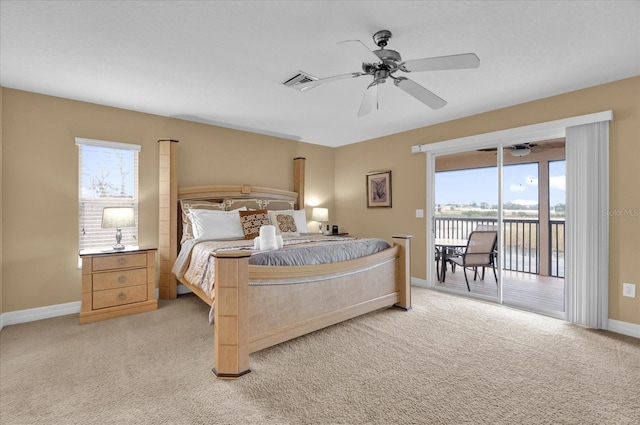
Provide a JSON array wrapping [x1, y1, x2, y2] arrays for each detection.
[[212, 250, 252, 379], [293, 157, 306, 209], [392, 234, 412, 310], [158, 139, 179, 299]]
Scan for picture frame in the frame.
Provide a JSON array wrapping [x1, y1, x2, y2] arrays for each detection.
[[366, 170, 392, 208]]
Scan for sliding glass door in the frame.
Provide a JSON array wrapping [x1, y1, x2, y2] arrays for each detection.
[[500, 151, 566, 318], [433, 155, 499, 301], [429, 142, 567, 318], [422, 111, 610, 325]]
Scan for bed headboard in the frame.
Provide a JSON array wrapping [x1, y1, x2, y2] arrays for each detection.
[[157, 138, 306, 299], [176, 184, 299, 251], [178, 184, 299, 202]]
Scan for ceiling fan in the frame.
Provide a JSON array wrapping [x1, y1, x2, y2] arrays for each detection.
[[478, 144, 537, 157], [478, 142, 564, 157], [293, 29, 480, 117]]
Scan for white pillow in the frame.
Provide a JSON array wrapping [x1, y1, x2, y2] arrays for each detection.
[[189, 208, 246, 240], [293, 210, 309, 233]]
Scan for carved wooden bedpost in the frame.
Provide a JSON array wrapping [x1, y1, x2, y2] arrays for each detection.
[[212, 250, 252, 379], [158, 139, 179, 299], [392, 234, 412, 310], [293, 157, 306, 209]]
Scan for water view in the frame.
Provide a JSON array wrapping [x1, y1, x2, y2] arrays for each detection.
[[435, 161, 566, 278]]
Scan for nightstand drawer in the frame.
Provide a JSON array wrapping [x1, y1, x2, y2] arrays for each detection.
[[92, 253, 147, 272], [93, 285, 148, 310], [93, 268, 147, 291], [79, 247, 157, 324]]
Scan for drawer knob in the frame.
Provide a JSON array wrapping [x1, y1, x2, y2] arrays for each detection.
[[117, 274, 127, 283], [117, 292, 127, 301], [117, 257, 127, 265]]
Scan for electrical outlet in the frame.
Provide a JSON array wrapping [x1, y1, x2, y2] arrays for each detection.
[[416, 209, 424, 218], [622, 282, 636, 298]]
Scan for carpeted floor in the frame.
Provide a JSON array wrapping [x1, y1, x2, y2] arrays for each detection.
[[1, 287, 639, 424]]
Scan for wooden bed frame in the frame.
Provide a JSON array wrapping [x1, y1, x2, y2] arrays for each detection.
[[157, 140, 412, 378]]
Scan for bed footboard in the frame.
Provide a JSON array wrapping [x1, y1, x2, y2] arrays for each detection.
[[211, 235, 412, 379]]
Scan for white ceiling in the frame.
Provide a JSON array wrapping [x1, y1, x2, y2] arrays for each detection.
[[1, 1, 639, 147]]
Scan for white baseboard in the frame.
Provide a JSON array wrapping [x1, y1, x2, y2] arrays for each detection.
[[411, 277, 638, 340], [0, 301, 81, 330], [152, 285, 190, 300], [608, 319, 640, 339], [411, 277, 428, 288], [177, 284, 192, 295]]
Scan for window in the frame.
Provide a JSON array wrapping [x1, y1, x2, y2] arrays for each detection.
[[76, 138, 140, 252]]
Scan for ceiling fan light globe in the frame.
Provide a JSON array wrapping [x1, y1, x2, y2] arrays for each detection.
[[511, 147, 532, 157], [374, 69, 390, 82]]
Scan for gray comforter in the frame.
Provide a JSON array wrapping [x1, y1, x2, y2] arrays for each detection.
[[249, 237, 390, 266], [172, 235, 391, 297]]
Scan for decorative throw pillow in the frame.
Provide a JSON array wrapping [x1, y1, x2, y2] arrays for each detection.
[[268, 209, 308, 233], [268, 210, 299, 236], [238, 209, 270, 239]]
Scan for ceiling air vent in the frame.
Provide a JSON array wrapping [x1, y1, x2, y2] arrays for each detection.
[[283, 71, 318, 92]]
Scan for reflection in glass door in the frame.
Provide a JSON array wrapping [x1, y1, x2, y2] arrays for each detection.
[[434, 160, 499, 300], [500, 152, 566, 318]]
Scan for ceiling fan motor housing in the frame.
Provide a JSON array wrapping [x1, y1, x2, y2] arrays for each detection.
[[365, 30, 403, 75], [375, 49, 402, 69], [362, 50, 401, 73]]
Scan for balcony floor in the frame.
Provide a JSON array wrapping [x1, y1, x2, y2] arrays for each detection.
[[435, 267, 565, 314]]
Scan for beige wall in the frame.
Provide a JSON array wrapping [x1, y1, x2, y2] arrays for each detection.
[[2, 77, 639, 328], [336, 76, 640, 326], [0, 86, 3, 316], [1, 88, 334, 312]]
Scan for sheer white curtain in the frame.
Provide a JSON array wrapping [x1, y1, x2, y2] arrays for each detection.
[[565, 121, 609, 328]]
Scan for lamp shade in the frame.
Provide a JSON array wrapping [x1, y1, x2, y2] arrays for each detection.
[[101, 207, 135, 229], [311, 207, 329, 223]]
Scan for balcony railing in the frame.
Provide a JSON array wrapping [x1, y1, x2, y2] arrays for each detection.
[[549, 219, 565, 278], [434, 217, 565, 277]]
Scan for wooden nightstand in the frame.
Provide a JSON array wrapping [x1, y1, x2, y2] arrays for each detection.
[[79, 246, 157, 324]]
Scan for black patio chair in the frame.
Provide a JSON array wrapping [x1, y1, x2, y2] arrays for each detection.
[[449, 230, 498, 291]]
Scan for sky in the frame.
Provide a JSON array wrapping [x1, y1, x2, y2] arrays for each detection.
[[80, 145, 136, 199], [435, 161, 566, 207]]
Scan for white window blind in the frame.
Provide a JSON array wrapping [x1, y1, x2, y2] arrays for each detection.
[[565, 121, 609, 329], [76, 138, 140, 251]]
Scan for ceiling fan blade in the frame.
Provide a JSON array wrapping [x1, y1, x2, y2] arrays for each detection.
[[394, 77, 447, 110], [294, 72, 364, 90], [338, 40, 381, 64], [358, 83, 379, 117], [402, 53, 480, 72]]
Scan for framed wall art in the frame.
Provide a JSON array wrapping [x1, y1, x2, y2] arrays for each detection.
[[366, 170, 392, 208]]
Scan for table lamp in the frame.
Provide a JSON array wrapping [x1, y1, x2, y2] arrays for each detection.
[[311, 207, 329, 234], [101, 206, 135, 250]]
